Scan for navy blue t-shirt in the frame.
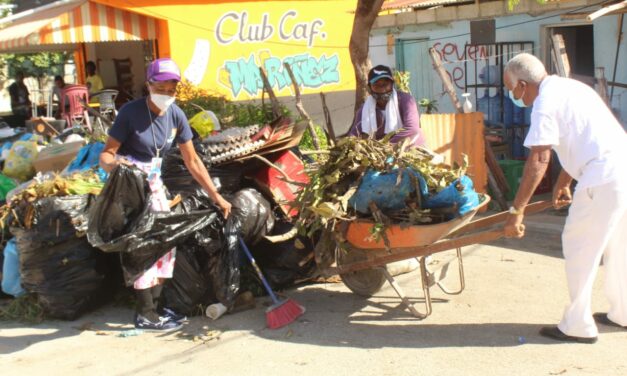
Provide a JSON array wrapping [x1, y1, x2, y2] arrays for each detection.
[[109, 97, 193, 162]]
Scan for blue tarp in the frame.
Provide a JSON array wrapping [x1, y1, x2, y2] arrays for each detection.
[[66, 142, 107, 181], [349, 167, 479, 217]]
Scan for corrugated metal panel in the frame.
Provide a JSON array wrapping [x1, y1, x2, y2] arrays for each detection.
[[420, 112, 487, 196], [382, 0, 470, 11]]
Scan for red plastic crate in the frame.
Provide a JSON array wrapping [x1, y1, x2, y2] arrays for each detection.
[[253, 150, 310, 218]]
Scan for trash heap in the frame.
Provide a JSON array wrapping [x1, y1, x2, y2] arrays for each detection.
[[294, 135, 480, 258], [2, 171, 109, 320], [0, 118, 318, 321]]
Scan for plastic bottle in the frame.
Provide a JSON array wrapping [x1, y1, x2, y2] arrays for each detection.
[[462, 93, 473, 113], [118, 329, 144, 337]]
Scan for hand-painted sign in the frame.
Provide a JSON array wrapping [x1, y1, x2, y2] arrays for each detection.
[[111, 1, 356, 100]]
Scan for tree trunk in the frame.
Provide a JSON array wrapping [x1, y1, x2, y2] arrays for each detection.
[[349, 0, 385, 114]]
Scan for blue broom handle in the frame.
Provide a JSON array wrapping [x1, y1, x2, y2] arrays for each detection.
[[238, 236, 281, 305]]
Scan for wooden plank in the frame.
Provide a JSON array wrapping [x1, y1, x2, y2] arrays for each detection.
[[595, 67, 610, 105], [608, 81, 627, 89], [587, 0, 627, 21], [485, 138, 510, 194], [449, 200, 553, 237], [487, 169, 508, 211], [428, 47, 463, 113], [551, 34, 571, 78]]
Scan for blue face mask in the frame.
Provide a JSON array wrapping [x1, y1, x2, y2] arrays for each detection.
[[509, 89, 527, 108]]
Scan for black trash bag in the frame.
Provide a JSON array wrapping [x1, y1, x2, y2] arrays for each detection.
[[10, 195, 110, 320], [161, 243, 211, 316], [87, 165, 220, 286], [229, 188, 275, 245], [161, 144, 243, 196], [162, 195, 241, 313], [250, 221, 318, 289], [86, 164, 151, 250], [212, 213, 241, 307]]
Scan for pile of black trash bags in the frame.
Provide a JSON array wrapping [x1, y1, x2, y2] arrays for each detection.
[[9, 151, 317, 320]]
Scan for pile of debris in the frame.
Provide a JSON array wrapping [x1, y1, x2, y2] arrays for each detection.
[[294, 134, 479, 247]]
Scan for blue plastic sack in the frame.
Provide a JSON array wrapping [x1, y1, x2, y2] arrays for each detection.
[[349, 168, 427, 214], [66, 142, 107, 181], [2, 238, 25, 297], [423, 175, 480, 216]]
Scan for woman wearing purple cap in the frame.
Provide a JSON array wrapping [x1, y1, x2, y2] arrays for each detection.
[[99, 58, 232, 332]]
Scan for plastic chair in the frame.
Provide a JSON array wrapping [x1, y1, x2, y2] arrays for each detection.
[[95, 89, 118, 121], [60, 85, 91, 131]]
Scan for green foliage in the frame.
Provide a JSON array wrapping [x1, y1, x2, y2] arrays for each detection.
[[176, 79, 291, 128], [418, 98, 439, 114], [294, 136, 468, 238], [393, 70, 411, 94], [0, 0, 13, 18], [0, 294, 45, 323], [299, 123, 329, 151], [507, 0, 547, 11], [222, 102, 291, 128], [0, 52, 70, 82]]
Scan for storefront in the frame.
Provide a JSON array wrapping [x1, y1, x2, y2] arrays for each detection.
[[0, 0, 357, 125]]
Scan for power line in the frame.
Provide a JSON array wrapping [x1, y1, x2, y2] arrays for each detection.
[[118, 0, 611, 50]]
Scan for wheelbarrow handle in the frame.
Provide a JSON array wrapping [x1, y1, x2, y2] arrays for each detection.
[[450, 200, 554, 237]]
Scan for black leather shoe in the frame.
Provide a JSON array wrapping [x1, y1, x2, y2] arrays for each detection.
[[539, 326, 597, 344], [593, 312, 627, 329]]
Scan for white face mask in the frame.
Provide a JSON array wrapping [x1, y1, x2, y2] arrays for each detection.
[[150, 91, 176, 112]]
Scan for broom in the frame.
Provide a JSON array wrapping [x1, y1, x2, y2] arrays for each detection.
[[238, 236, 305, 329]]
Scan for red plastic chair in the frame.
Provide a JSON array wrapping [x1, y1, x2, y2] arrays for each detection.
[[60, 84, 92, 131]]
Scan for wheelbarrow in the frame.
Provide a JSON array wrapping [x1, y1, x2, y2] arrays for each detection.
[[325, 195, 553, 319]]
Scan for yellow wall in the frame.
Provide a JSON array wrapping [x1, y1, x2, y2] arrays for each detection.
[[94, 0, 357, 101]]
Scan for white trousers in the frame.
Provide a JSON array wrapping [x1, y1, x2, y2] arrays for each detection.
[[558, 178, 627, 338]]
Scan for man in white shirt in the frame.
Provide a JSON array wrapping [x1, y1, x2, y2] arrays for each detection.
[[503, 53, 627, 344]]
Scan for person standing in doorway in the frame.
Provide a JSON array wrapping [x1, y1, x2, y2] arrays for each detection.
[[85, 61, 104, 98], [503, 53, 627, 344], [99, 58, 232, 332]]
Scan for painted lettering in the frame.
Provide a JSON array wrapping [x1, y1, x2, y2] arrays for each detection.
[[216, 11, 274, 45], [220, 52, 340, 97], [279, 10, 325, 48], [432, 41, 489, 89], [224, 55, 262, 97], [215, 12, 238, 44]]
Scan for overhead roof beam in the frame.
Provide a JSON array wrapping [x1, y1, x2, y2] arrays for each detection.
[[587, 0, 627, 21]]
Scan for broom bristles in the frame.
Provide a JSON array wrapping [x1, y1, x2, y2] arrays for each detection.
[[266, 298, 305, 329]]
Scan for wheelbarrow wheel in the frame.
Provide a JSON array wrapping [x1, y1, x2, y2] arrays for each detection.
[[338, 248, 386, 297]]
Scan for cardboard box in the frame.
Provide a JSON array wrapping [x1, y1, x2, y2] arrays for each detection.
[[33, 141, 85, 173]]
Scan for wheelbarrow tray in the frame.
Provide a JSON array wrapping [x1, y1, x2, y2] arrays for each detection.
[[344, 195, 490, 250]]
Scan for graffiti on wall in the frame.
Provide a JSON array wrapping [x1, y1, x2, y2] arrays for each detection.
[[432, 42, 488, 90], [189, 9, 344, 98], [219, 51, 340, 97]]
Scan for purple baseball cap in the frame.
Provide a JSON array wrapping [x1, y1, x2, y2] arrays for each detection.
[[146, 58, 181, 82]]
